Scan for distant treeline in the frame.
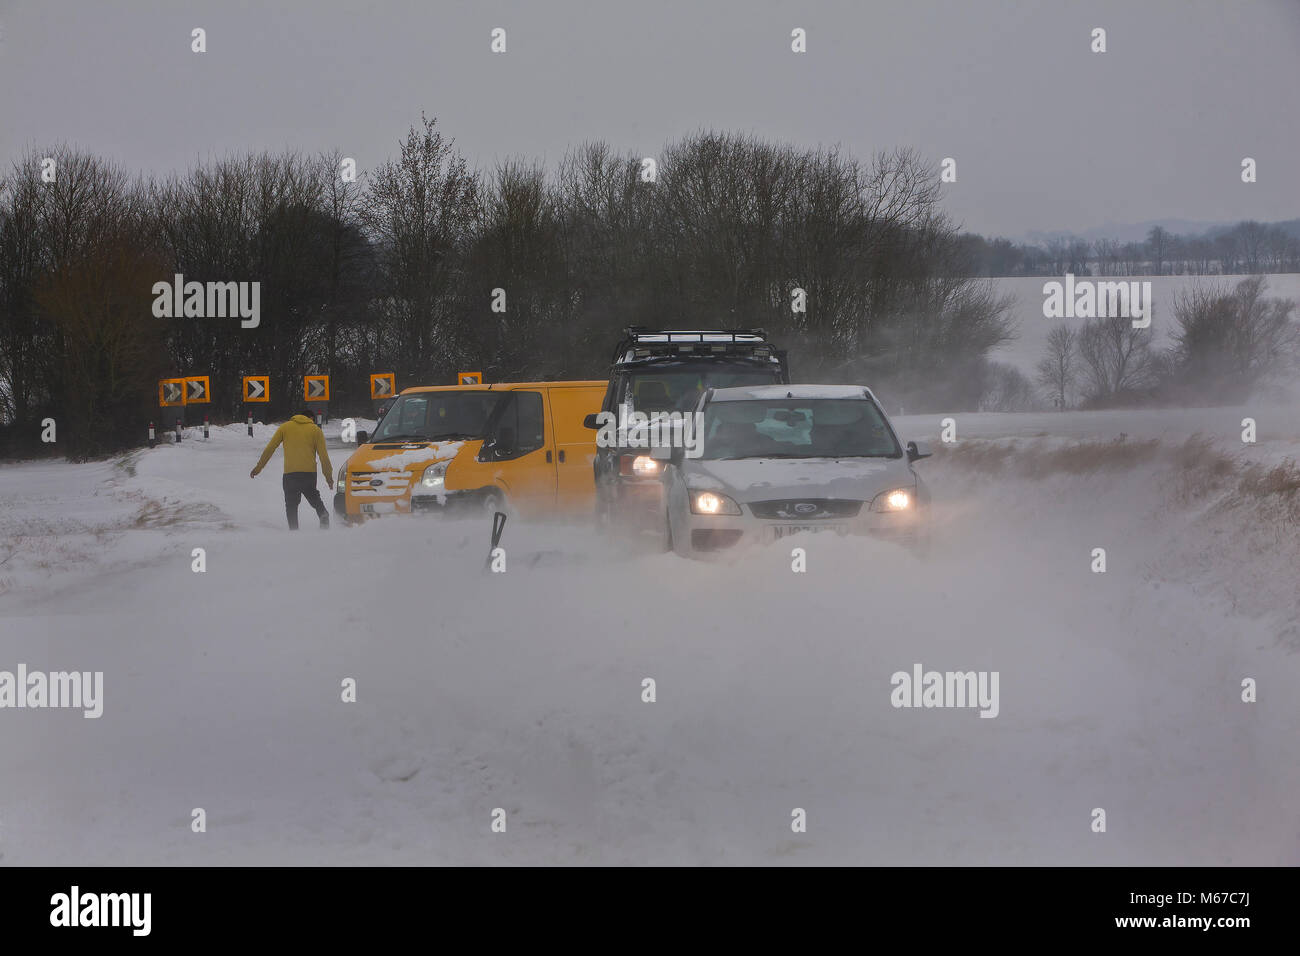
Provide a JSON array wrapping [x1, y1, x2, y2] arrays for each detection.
[[954, 222, 1300, 278], [1, 119, 1023, 458]]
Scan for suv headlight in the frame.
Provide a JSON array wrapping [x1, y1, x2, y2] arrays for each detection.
[[420, 462, 448, 489], [690, 491, 741, 515], [337, 464, 347, 483], [871, 488, 913, 512], [631, 455, 661, 478]]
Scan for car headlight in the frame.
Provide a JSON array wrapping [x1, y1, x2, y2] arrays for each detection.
[[420, 462, 448, 488], [691, 491, 742, 515], [337, 464, 347, 483], [627, 455, 661, 478], [871, 488, 913, 512]]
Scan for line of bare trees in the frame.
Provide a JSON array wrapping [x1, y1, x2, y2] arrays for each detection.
[[1036, 276, 1298, 409], [957, 222, 1300, 278], [1, 117, 1017, 458]]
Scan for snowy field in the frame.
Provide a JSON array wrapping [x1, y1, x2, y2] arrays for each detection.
[[2, 407, 1299, 865]]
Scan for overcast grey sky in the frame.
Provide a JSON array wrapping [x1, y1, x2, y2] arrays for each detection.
[[1, 0, 1296, 238]]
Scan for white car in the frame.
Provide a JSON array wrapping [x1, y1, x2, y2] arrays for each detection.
[[659, 385, 931, 556]]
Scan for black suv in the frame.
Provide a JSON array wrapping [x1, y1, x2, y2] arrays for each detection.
[[586, 327, 788, 539]]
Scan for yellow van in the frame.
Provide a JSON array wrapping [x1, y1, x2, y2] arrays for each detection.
[[334, 381, 606, 521]]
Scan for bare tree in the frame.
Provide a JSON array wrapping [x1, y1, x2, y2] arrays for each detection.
[[1093, 238, 1121, 277], [1077, 314, 1155, 403], [980, 361, 1038, 412], [1167, 276, 1298, 400], [360, 114, 479, 382], [1215, 231, 1240, 274], [1035, 324, 1077, 409], [1044, 237, 1069, 275], [1146, 226, 1170, 276], [1119, 241, 1144, 276], [1, 147, 150, 450]]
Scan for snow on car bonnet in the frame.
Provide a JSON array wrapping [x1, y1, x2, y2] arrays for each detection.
[[367, 441, 464, 471], [690, 456, 895, 498]]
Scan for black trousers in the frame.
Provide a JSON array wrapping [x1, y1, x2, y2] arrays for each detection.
[[283, 472, 328, 529]]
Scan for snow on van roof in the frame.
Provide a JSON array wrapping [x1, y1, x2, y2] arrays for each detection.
[[709, 384, 879, 402]]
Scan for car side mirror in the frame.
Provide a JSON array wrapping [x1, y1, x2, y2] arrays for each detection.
[[356, 430, 369, 445], [583, 413, 601, 430], [907, 440, 931, 462]]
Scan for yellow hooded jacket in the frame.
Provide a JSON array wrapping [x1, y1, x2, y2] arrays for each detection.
[[252, 415, 333, 477]]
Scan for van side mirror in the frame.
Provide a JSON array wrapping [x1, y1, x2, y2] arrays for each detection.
[[495, 426, 517, 458], [583, 413, 601, 430], [907, 440, 931, 462], [356, 430, 369, 445]]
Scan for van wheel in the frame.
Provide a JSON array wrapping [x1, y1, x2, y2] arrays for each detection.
[[482, 490, 506, 515]]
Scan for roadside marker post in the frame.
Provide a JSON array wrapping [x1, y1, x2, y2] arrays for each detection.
[[242, 376, 269, 438]]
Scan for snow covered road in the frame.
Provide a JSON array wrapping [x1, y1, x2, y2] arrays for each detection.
[[2, 412, 1298, 865]]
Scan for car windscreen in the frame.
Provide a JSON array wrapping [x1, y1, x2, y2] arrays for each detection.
[[700, 398, 901, 460], [615, 362, 781, 415], [371, 391, 504, 442]]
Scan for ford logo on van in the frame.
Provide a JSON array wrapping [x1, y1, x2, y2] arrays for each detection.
[[794, 502, 818, 515]]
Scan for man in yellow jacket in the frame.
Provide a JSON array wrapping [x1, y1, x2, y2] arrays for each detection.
[[250, 410, 335, 529]]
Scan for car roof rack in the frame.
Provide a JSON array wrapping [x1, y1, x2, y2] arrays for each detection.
[[624, 327, 769, 344], [611, 327, 780, 366]]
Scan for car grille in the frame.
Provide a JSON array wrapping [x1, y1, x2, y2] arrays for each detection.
[[349, 470, 412, 497], [747, 498, 863, 520]]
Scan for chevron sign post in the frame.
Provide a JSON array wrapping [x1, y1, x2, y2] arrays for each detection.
[[369, 372, 396, 421], [303, 375, 330, 424], [243, 376, 269, 437], [159, 379, 185, 407], [158, 378, 185, 441], [184, 377, 210, 404], [243, 376, 270, 403]]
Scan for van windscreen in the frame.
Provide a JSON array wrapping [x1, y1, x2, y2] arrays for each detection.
[[372, 392, 504, 442]]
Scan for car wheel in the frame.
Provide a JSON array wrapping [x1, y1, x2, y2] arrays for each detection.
[[482, 489, 506, 515]]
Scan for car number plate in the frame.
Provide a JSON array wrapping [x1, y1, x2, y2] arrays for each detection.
[[772, 524, 839, 539]]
